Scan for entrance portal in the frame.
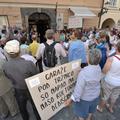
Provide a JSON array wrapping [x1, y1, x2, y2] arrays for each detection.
[[29, 12, 51, 43], [102, 18, 115, 29]]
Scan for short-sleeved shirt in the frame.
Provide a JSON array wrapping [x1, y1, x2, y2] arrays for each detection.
[[68, 40, 87, 63], [29, 41, 40, 56], [35, 39, 67, 70]]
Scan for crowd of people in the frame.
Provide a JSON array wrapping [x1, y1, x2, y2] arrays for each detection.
[[0, 25, 120, 120]]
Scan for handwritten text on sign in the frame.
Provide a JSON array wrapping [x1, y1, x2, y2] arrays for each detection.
[[25, 60, 81, 120]]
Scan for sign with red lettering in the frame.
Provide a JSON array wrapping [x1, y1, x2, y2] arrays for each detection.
[[25, 60, 81, 120]]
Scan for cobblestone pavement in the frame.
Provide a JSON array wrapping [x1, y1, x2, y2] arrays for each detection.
[[50, 96, 120, 120], [1, 96, 120, 120]]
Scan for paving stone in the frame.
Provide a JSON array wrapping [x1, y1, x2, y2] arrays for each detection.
[[1, 97, 120, 120]]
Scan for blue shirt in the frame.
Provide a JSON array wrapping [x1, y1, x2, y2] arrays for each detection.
[[68, 40, 87, 63], [96, 42, 107, 69]]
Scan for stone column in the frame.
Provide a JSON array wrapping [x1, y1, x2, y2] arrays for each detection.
[[24, 15, 29, 38]]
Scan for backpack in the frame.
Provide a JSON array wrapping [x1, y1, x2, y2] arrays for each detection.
[[43, 42, 57, 67]]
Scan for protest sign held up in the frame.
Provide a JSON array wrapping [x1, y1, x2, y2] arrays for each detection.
[[25, 60, 81, 120]]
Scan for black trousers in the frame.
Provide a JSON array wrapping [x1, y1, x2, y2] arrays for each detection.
[[15, 89, 41, 120], [36, 58, 43, 73]]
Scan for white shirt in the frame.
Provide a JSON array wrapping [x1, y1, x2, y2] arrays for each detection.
[[71, 65, 101, 102], [35, 39, 67, 70], [109, 35, 117, 45], [108, 47, 116, 57], [21, 54, 37, 64], [105, 55, 120, 86]]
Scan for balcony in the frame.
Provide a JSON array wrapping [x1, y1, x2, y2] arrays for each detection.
[[104, 0, 118, 8]]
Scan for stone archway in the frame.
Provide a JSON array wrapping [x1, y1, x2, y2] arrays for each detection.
[[21, 8, 56, 42], [116, 20, 120, 29], [29, 12, 51, 43], [102, 18, 115, 29]]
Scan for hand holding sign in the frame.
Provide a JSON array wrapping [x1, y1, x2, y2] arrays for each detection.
[[64, 98, 73, 107]]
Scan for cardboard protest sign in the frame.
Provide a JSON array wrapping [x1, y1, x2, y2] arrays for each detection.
[[25, 60, 81, 120]]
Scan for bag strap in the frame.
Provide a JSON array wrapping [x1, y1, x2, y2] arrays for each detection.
[[44, 42, 56, 47], [44, 42, 49, 47], [52, 41, 56, 46], [114, 55, 120, 61], [1, 51, 8, 61]]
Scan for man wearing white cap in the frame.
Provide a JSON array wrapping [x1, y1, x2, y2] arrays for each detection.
[[3, 40, 41, 120]]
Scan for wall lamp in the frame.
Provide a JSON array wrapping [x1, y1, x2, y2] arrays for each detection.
[[98, 7, 108, 17]]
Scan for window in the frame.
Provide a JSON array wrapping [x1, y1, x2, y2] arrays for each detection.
[[109, 0, 117, 7], [0, 16, 8, 29]]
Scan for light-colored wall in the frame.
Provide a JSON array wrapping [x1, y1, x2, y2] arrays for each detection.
[[118, 0, 120, 14], [0, 0, 103, 28], [83, 10, 100, 28], [116, 0, 120, 7], [100, 10, 120, 26], [0, 7, 22, 27], [0, 0, 102, 8], [100, 0, 120, 28]]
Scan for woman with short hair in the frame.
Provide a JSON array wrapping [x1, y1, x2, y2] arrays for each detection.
[[68, 30, 87, 68], [97, 41, 120, 113], [65, 49, 102, 120], [96, 30, 107, 69]]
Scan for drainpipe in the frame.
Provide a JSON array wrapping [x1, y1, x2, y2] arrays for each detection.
[[55, 1, 58, 31], [98, 0, 105, 28], [7, 15, 10, 27]]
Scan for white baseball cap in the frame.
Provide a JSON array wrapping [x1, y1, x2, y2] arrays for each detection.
[[4, 40, 20, 54]]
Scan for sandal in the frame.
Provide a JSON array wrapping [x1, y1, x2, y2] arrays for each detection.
[[106, 104, 114, 113], [97, 105, 103, 113]]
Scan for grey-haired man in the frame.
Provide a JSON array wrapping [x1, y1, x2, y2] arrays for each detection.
[[3, 40, 41, 120]]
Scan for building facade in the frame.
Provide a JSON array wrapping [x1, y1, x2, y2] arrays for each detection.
[[0, 0, 103, 31], [100, 0, 120, 29]]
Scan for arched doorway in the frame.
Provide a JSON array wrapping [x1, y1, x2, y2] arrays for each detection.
[[116, 20, 120, 29], [29, 12, 51, 43], [102, 18, 115, 29]]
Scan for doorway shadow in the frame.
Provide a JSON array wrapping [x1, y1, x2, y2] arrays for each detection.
[[29, 12, 51, 43]]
